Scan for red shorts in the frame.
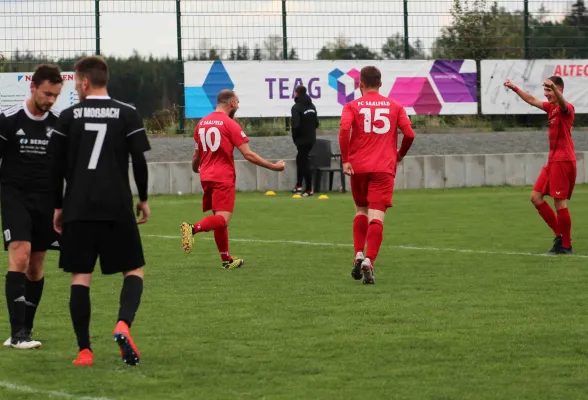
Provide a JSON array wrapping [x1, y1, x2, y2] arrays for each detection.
[[201, 181, 236, 213], [350, 172, 395, 211], [533, 161, 576, 200]]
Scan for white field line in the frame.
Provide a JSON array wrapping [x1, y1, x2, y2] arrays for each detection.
[[0, 381, 115, 400], [145, 235, 588, 259]]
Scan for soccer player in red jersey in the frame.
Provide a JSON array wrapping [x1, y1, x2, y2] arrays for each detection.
[[339, 66, 415, 284], [181, 90, 285, 268], [504, 76, 576, 255]]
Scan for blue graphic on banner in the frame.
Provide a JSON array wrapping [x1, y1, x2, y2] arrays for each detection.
[[185, 61, 234, 118]]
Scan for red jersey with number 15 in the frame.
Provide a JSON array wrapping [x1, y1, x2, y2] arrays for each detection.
[[340, 92, 412, 174], [194, 111, 249, 183]]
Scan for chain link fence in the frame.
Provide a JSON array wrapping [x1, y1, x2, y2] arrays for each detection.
[[1, 0, 587, 134]]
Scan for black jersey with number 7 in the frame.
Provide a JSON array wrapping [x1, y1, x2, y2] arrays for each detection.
[[48, 95, 151, 223]]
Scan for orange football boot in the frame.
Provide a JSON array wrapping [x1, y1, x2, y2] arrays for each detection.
[[113, 320, 140, 366], [72, 349, 93, 366]]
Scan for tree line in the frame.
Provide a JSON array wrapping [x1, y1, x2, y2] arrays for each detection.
[[0, 0, 586, 123]]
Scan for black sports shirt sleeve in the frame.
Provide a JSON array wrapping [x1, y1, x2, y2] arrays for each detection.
[[0, 113, 11, 158], [126, 108, 151, 202], [48, 111, 70, 209]]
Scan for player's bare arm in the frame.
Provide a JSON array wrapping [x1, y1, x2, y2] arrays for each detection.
[[53, 209, 63, 235], [191, 148, 200, 173], [339, 103, 354, 175], [504, 79, 544, 110], [397, 112, 415, 163], [237, 142, 285, 171], [544, 79, 568, 113]]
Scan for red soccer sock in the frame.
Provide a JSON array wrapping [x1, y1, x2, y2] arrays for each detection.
[[193, 215, 226, 234], [535, 201, 561, 237], [214, 226, 232, 261], [353, 215, 369, 253], [366, 219, 384, 263], [557, 207, 572, 248]]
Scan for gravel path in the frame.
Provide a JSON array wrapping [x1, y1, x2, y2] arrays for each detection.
[[145, 130, 588, 162]]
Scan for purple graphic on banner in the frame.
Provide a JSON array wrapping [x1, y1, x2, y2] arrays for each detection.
[[329, 68, 361, 106], [388, 77, 442, 115], [429, 60, 477, 103]]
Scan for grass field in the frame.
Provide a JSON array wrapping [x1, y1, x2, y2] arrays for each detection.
[[2, 186, 588, 400]]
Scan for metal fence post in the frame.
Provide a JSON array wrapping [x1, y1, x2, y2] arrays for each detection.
[[282, 0, 290, 132], [176, 0, 185, 134], [403, 0, 409, 59], [523, 0, 530, 59], [95, 0, 101, 55]]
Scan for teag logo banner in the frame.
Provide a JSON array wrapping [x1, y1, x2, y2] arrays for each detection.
[[184, 60, 478, 118]]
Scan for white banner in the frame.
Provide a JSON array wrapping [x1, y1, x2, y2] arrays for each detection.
[[184, 60, 478, 118], [0, 72, 79, 112], [482, 59, 588, 114]]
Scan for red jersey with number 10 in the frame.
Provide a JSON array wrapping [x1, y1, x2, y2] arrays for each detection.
[[340, 92, 412, 174], [194, 111, 249, 183]]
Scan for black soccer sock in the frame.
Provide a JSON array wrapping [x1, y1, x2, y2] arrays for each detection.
[[118, 276, 143, 328], [24, 277, 44, 331], [70, 285, 91, 351], [5, 272, 26, 337]]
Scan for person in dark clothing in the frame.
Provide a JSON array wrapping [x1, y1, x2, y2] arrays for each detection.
[[291, 85, 319, 196]]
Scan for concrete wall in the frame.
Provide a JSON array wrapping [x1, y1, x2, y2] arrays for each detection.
[[130, 152, 588, 195]]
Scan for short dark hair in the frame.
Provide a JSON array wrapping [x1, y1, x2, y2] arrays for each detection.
[[360, 66, 382, 89], [217, 89, 236, 105], [74, 56, 109, 87], [295, 85, 307, 96], [31, 64, 63, 86], [548, 75, 564, 90]]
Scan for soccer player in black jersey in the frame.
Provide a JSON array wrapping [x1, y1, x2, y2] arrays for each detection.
[[0, 64, 64, 349], [49, 56, 151, 366]]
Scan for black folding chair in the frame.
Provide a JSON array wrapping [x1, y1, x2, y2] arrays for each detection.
[[309, 139, 346, 193]]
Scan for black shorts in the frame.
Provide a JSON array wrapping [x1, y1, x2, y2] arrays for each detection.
[[1, 186, 60, 252], [59, 220, 145, 275]]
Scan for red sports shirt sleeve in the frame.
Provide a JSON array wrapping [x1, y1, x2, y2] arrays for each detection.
[[339, 103, 354, 163], [564, 102, 575, 116], [227, 120, 249, 147]]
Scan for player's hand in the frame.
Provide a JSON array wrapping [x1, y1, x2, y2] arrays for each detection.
[[503, 79, 515, 90], [136, 201, 150, 224], [53, 209, 63, 235], [272, 160, 285, 172], [343, 162, 354, 176], [543, 78, 556, 90], [398, 155, 404, 163]]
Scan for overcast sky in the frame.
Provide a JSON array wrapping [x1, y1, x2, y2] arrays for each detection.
[[0, 0, 576, 61]]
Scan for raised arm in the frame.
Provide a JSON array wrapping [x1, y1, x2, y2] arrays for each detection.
[[544, 78, 568, 113], [504, 79, 544, 111]]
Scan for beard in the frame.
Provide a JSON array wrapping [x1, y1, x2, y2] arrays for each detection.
[[34, 100, 50, 113], [228, 108, 237, 119]]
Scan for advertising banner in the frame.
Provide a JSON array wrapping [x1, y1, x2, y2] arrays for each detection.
[[0, 72, 79, 112], [184, 60, 478, 118], [482, 59, 588, 114]]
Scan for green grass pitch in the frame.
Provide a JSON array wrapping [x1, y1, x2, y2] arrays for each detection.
[[1, 186, 588, 400]]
